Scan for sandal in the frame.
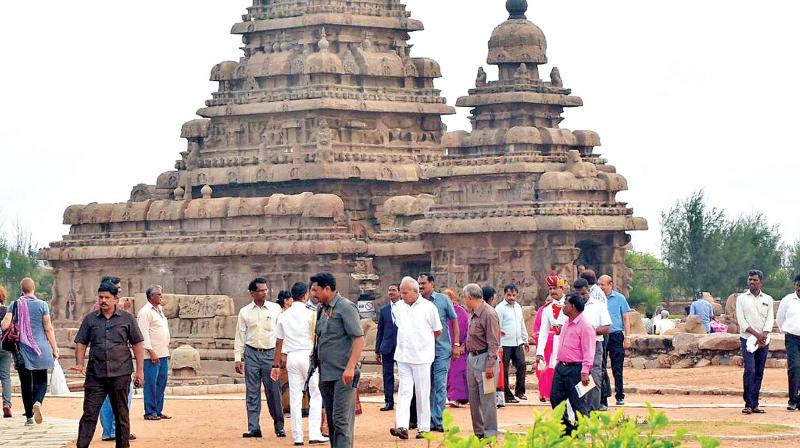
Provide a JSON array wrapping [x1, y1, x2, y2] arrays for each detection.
[[741, 407, 752, 414]]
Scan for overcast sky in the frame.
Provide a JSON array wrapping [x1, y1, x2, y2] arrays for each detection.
[[0, 0, 798, 256]]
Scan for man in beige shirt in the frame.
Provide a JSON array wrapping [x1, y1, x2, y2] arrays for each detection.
[[234, 277, 285, 439], [137, 285, 172, 420], [735, 269, 775, 414]]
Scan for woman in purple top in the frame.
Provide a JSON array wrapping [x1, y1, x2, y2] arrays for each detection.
[[444, 289, 469, 405]]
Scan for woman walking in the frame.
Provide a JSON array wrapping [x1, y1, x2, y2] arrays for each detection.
[[0, 285, 13, 417], [1, 278, 60, 425]]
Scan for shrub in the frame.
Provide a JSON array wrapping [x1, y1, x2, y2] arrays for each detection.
[[420, 404, 720, 448]]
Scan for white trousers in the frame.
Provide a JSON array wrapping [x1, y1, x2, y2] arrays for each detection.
[[396, 361, 432, 432], [286, 349, 324, 443]]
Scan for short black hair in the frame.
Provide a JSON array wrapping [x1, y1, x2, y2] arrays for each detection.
[[310, 273, 336, 291], [276, 290, 291, 308], [418, 272, 435, 283], [101, 276, 121, 286], [98, 281, 119, 297], [748, 269, 764, 281], [565, 293, 585, 312], [579, 270, 597, 286], [482, 285, 496, 303], [248, 277, 269, 292], [388, 283, 400, 289], [503, 283, 518, 294], [291, 282, 308, 300], [572, 278, 589, 290], [794, 274, 800, 283]]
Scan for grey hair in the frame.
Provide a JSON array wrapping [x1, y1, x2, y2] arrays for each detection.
[[145, 285, 162, 300], [660, 310, 670, 318], [463, 283, 483, 300], [400, 276, 420, 292]]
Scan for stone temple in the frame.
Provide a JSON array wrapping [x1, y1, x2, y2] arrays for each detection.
[[41, 0, 647, 322]]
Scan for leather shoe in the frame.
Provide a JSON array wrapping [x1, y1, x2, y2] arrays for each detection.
[[431, 426, 444, 432], [752, 408, 766, 414], [2, 406, 11, 418], [276, 429, 287, 437], [380, 403, 394, 411], [416, 432, 428, 439], [506, 397, 519, 404], [516, 394, 527, 401], [787, 403, 798, 411], [242, 430, 263, 438], [615, 399, 625, 406], [741, 407, 752, 415], [294, 443, 304, 446], [390, 427, 409, 440], [157, 413, 172, 420], [309, 439, 329, 444], [409, 422, 417, 429], [144, 414, 160, 421]]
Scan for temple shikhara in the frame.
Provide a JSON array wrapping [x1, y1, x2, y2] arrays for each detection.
[[41, 0, 647, 324]]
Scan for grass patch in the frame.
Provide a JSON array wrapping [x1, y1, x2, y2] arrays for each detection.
[[652, 420, 794, 437]]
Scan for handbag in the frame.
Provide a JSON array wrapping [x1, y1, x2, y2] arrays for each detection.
[[1, 302, 21, 353]]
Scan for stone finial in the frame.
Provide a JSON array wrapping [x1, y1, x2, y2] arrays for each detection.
[[506, 0, 528, 20], [550, 66, 563, 87], [514, 63, 530, 81], [475, 67, 487, 87], [318, 27, 330, 52], [201, 184, 213, 199], [174, 186, 185, 200]]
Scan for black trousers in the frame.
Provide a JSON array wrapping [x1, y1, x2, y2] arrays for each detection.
[[600, 335, 611, 405], [77, 375, 132, 448], [788, 333, 800, 407], [741, 339, 769, 409], [502, 345, 527, 399], [550, 363, 589, 435], [381, 352, 395, 405], [17, 365, 48, 419], [607, 332, 626, 400]]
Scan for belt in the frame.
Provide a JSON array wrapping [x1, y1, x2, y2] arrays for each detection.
[[469, 349, 488, 356], [246, 345, 273, 352], [558, 361, 581, 367]]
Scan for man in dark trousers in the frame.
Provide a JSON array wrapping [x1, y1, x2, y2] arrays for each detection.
[[73, 282, 145, 448], [376, 284, 400, 411]]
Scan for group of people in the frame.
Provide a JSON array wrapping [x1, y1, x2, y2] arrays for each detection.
[[374, 270, 635, 438], [2, 268, 798, 447]]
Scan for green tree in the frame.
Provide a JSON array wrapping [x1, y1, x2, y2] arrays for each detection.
[[660, 191, 726, 298], [625, 251, 664, 312], [0, 224, 52, 302], [788, 240, 800, 277]]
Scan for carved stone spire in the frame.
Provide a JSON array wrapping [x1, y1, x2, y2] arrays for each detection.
[[506, 0, 528, 20]]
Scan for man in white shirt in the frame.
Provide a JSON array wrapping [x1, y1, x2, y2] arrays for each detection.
[[390, 277, 442, 441], [495, 284, 529, 403], [271, 282, 328, 445], [137, 285, 172, 421], [573, 278, 611, 411], [776, 274, 800, 411], [654, 310, 675, 335], [735, 269, 775, 415], [234, 277, 286, 438]]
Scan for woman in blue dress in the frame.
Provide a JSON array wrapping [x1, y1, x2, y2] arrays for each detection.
[[1, 277, 60, 425]]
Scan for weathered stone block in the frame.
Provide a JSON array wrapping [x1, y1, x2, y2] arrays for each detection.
[[765, 358, 787, 369], [698, 333, 740, 351], [192, 318, 215, 337], [672, 333, 702, 355], [731, 355, 744, 367], [172, 344, 202, 376], [683, 315, 707, 334], [630, 357, 646, 369], [214, 315, 238, 339], [628, 311, 647, 335], [361, 319, 377, 350], [694, 358, 711, 368], [629, 335, 673, 351], [769, 333, 785, 352], [178, 295, 235, 319], [643, 359, 661, 369]]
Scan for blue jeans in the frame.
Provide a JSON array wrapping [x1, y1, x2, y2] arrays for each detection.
[[143, 357, 170, 417], [100, 380, 134, 438], [429, 355, 450, 428], [0, 350, 12, 406]]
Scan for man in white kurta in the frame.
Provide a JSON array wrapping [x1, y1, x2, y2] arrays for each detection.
[[536, 297, 568, 369], [271, 282, 327, 445], [391, 277, 443, 439]]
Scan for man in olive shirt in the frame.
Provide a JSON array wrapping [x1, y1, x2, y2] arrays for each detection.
[[311, 273, 365, 448], [463, 283, 501, 439], [73, 282, 145, 448]]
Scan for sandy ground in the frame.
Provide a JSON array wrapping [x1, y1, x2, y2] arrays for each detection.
[[5, 366, 798, 448]]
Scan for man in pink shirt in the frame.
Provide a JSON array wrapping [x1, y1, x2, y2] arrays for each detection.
[[550, 293, 596, 434]]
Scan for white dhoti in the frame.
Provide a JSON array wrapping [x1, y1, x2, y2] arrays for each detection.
[[286, 349, 325, 443], [396, 361, 433, 432]]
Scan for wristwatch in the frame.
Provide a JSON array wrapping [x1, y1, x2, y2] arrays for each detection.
[[454, 343, 461, 347]]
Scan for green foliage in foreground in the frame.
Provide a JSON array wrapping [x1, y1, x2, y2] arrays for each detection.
[[419, 404, 720, 448]]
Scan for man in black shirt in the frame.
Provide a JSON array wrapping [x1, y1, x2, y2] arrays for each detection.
[[73, 282, 145, 448]]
